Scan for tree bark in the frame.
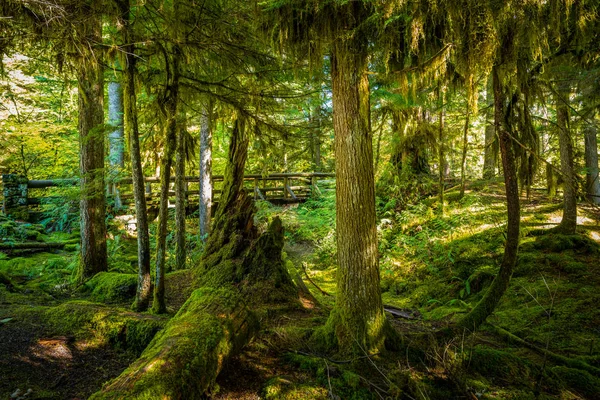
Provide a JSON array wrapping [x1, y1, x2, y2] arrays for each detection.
[[457, 66, 519, 332], [555, 84, 577, 234], [108, 81, 124, 209], [460, 101, 470, 197], [438, 85, 445, 214], [117, 0, 152, 312], [483, 76, 498, 179], [175, 112, 186, 270], [108, 81, 125, 169], [325, 34, 390, 353], [153, 48, 180, 314], [76, 14, 107, 283], [199, 102, 213, 241], [584, 113, 600, 205]]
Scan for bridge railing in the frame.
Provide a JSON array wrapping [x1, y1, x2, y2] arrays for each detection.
[[1, 172, 336, 220]]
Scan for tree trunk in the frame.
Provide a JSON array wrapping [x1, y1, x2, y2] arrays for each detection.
[[311, 104, 322, 171], [457, 66, 519, 332], [325, 36, 390, 353], [199, 102, 213, 241], [438, 86, 445, 214], [117, 0, 152, 312], [547, 163, 558, 200], [175, 112, 186, 270], [153, 50, 180, 314], [460, 101, 470, 197], [108, 80, 124, 209], [584, 113, 600, 205], [555, 85, 577, 234], [108, 81, 124, 169], [483, 76, 498, 179], [76, 15, 107, 283]]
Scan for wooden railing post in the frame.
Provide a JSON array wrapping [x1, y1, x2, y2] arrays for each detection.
[[283, 176, 289, 199], [2, 174, 29, 220]]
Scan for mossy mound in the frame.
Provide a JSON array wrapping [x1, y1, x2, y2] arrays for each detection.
[[84, 272, 137, 303], [0, 218, 47, 243], [550, 366, 600, 398], [532, 233, 600, 255], [467, 346, 534, 386], [8, 300, 166, 355]]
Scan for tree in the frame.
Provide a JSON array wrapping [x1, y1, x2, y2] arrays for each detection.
[[555, 83, 578, 234], [107, 78, 124, 209], [264, 0, 395, 352], [584, 112, 600, 205], [76, 8, 107, 282], [483, 77, 498, 179], [199, 101, 213, 241], [115, 0, 152, 312]]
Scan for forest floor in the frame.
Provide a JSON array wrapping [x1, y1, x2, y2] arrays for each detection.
[[1, 180, 600, 399]]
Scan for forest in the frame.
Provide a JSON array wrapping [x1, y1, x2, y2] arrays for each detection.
[[1, 0, 600, 399]]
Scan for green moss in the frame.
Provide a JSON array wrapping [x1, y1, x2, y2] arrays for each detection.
[[533, 233, 600, 254], [6, 300, 165, 354], [467, 346, 534, 386], [90, 287, 259, 400], [551, 366, 600, 398], [262, 377, 328, 399], [84, 272, 137, 303]]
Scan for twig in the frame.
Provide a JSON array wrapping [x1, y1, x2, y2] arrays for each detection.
[[301, 262, 332, 297]]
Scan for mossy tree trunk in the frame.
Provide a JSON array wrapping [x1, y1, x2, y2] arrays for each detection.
[[457, 66, 520, 332], [325, 30, 390, 354], [91, 117, 299, 399], [555, 84, 578, 234], [117, 0, 152, 312], [76, 13, 107, 282], [199, 101, 213, 241], [483, 75, 498, 179], [153, 47, 180, 314], [108, 80, 124, 209], [584, 112, 600, 205], [175, 112, 186, 270], [460, 101, 470, 198], [547, 163, 558, 199], [438, 85, 445, 214]]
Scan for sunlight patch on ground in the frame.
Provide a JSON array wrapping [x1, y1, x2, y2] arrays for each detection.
[[590, 231, 600, 243], [32, 338, 73, 362]]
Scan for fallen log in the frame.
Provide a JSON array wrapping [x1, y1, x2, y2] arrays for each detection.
[[0, 242, 66, 252], [90, 287, 258, 399]]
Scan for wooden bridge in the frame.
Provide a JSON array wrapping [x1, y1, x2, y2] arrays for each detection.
[[1, 172, 335, 220]]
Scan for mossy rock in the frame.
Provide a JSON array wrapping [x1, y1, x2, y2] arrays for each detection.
[[550, 366, 600, 398], [84, 272, 137, 303]]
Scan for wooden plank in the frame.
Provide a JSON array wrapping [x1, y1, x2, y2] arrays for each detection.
[[285, 185, 297, 200], [254, 187, 266, 201]]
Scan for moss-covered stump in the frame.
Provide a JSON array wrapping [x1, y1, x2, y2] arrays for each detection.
[[84, 272, 138, 303], [92, 123, 300, 399], [90, 287, 259, 400]]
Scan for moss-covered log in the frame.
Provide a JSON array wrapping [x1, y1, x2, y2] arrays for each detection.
[[92, 117, 299, 399], [89, 288, 258, 399]]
